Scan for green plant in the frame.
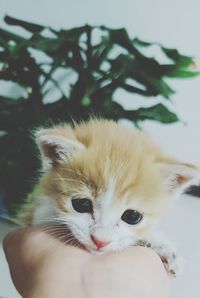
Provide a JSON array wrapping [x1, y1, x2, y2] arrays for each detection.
[[0, 15, 199, 213]]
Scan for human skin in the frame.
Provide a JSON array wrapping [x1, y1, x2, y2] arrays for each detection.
[[3, 228, 170, 298]]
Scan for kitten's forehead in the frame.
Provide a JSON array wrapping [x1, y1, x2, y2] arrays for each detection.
[[67, 156, 164, 206], [56, 151, 166, 211], [47, 120, 170, 213], [98, 177, 116, 206], [93, 178, 119, 224]]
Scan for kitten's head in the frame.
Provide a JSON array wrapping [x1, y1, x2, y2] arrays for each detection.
[[36, 119, 199, 253]]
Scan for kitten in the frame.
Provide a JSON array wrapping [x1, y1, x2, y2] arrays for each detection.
[[19, 119, 199, 276]]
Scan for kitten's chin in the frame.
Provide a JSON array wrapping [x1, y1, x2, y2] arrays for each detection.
[[83, 244, 112, 255], [85, 241, 138, 254], [89, 249, 107, 255], [78, 237, 137, 254], [85, 244, 122, 255]]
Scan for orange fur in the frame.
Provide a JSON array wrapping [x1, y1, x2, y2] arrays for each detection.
[[20, 119, 198, 236]]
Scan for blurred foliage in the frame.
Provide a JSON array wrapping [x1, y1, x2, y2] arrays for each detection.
[[0, 15, 199, 213]]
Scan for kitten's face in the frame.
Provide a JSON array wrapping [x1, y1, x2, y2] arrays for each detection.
[[65, 193, 144, 253], [55, 178, 153, 253], [44, 172, 166, 253], [36, 120, 199, 253]]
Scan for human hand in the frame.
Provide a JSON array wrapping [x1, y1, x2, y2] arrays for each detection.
[[3, 227, 170, 298]]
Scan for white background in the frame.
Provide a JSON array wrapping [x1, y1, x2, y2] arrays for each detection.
[[1, 0, 200, 165], [0, 1, 200, 297]]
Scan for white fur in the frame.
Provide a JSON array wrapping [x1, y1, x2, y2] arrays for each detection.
[[57, 178, 141, 253], [32, 195, 59, 225], [140, 233, 184, 276]]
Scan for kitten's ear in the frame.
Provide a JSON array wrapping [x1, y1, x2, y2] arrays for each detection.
[[36, 129, 85, 169], [159, 161, 200, 194]]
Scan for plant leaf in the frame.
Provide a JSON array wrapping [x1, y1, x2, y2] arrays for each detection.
[[131, 103, 179, 123], [4, 15, 45, 33], [161, 47, 195, 68]]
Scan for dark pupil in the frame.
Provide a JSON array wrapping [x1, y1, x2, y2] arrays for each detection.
[[121, 209, 143, 225], [72, 198, 93, 213]]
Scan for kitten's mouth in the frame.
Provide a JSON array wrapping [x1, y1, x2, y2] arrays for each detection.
[[85, 242, 112, 254], [87, 247, 108, 255]]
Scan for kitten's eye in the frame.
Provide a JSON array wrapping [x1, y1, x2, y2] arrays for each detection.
[[121, 209, 143, 225], [72, 198, 93, 213]]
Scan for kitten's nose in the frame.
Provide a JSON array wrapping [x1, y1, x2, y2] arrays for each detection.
[[90, 235, 109, 249]]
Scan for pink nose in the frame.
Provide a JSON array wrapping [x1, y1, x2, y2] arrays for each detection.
[[91, 235, 109, 249]]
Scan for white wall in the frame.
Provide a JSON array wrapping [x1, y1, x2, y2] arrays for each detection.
[[1, 0, 200, 166]]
